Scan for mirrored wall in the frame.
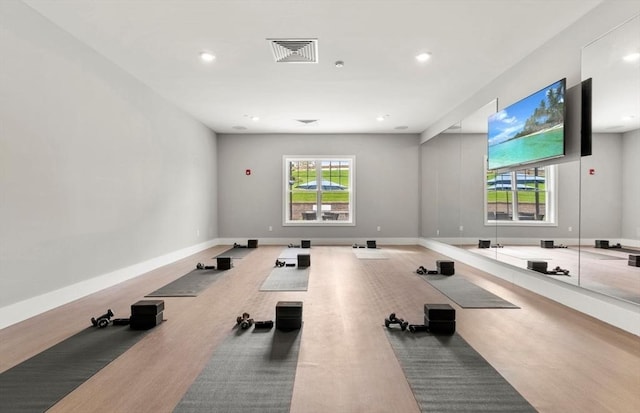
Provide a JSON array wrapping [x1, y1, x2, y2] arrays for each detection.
[[422, 14, 640, 304]]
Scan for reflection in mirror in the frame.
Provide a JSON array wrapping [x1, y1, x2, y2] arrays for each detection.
[[580, 14, 640, 304], [420, 100, 499, 256]]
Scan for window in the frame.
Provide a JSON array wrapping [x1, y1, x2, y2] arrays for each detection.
[[284, 156, 355, 225], [485, 165, 557, 225]]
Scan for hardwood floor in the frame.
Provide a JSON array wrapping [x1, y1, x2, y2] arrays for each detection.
[[1, 245, 639, 412]]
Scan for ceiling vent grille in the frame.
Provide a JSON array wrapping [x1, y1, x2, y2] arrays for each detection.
[[268, 38, 318, 63]]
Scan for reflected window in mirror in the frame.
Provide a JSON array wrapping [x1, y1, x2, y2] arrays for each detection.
[[486, 165, 557, 225]]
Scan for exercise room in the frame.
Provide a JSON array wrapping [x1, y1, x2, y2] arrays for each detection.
[[1, 1, 639, 412]]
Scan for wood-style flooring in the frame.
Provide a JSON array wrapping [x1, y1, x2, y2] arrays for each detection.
[[1, 245, 639, 413]]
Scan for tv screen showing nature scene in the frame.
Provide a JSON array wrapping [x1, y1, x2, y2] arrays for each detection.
[[488, 78, 566, 170]]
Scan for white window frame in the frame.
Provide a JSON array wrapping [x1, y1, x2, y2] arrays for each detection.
[[484, 161, 558, 227], [283, 155, 355, 226]]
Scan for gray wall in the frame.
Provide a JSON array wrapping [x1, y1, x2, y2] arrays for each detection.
[[419, 0, 639, 244], [580, 134, 624, 239], [0, 0, 218, 308], [621, 129, 640, 241], [421, 132, 628, 241], [217, 133, 419, 241]]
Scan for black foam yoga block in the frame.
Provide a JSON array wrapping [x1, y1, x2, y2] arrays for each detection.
[[436, 260, 455, 270], [367, 240, 377, 248], [478, 240, 491, 248], [540, 240, 555, 248], [297, 254, 311, 268], [424, 303, 455, 321], [276, 301, 303, 317], [248, 239, 258, 248], [424, 317, 456, 335], [217, 256, 233, 270], [527, 260, 548, 272], [595, 240, 609, 248], [276, 301, 303, 330], [301, 240, 311, 248], [276, 318, 302, 330], [131, 300, 165, 316], [130, 313, 163, 330]]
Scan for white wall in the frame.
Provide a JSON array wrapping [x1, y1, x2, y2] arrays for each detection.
[[621, 129, 640, 242], [580, 133, 625, 239], [0, 0, 218, 322], [217, 133, 420, 242]]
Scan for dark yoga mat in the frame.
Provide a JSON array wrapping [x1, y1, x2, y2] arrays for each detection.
[[213, 247, 254, 259], [260, 266, 310, 291], [385, 329, 536, 412], [174, 327, 301, 412], [421, 275, 519, 308], [146, 268, 227, 297], [0, 326, 148, 412]]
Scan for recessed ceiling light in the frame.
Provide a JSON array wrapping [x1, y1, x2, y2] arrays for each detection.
[[622, 115, 637, 121], [250, 116, 260, 122], [199, 51, 216, 62], [415, 52, 432, 62], [376, 115, 388, 122], [623, 52, 640, 62]]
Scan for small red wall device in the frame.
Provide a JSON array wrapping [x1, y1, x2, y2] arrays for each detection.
[[245, 169, 251, 176]]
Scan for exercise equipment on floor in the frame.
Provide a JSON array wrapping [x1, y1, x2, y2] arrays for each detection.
[[276, 301, 303, 331], [130, 300, 164, 330], [196, 262, 216, 270], [424, 303, 456, 335], [217, 256, 233, 270], [236, 312, 254, 329], [384, 313, 409, 331], [527, 260, 570, 275], [90, 309, 114, 328], [416, 266, 438, 275], [437, 260, 455, 276]]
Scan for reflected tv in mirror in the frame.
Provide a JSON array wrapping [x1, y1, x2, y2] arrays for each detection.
[[488, 78, 566, 171]]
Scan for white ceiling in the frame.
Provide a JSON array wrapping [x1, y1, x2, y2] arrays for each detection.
[[23, 0, 607, 135]]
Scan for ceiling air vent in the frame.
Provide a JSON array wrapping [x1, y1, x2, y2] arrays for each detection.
[[296, 119, 318, 125], [268, 38, 318, 63]]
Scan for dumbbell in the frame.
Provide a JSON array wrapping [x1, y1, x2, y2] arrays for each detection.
[[91, 309, 114, 328], [275, 259, 286, 267], [196, 262, 216, 270], [236, 312, 254, 329], [384, 313, 409, 331]]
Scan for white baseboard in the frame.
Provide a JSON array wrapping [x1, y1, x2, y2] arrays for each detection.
[[218, 237, 418, 246], [419, 238, 640, 336], [0, 239, 220, 330]]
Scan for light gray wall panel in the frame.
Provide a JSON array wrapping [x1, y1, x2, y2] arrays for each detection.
[[621, 129, 640, 241], [580, 134, 624, 238], [0, 1, 217, 307], [217, 134, 419, 239]]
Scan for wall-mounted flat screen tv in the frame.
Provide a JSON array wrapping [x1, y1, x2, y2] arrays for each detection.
[[488, 78, 566, 171]]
